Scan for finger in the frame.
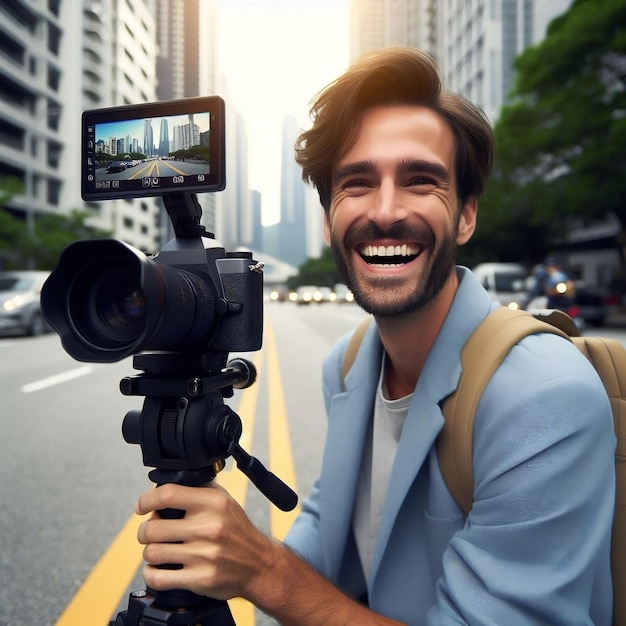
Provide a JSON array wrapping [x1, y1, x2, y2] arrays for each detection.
[[137, 514, 224, 546], [141, 537, 224, 566], [142, 561, 229, 600], [135, 483, 221, 515]]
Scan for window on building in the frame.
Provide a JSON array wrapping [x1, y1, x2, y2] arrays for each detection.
[[47, 22, 61, 56], [48, 0, 60, 17], [47, 141, 62, 169], [47, 178, 61, 206], [47, 64, 60, 91]]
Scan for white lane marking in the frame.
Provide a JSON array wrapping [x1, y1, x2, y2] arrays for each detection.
[[21, 366, 93, 393]]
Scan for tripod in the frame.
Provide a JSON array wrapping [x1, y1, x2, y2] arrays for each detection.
[[110, 351, 298, 626]]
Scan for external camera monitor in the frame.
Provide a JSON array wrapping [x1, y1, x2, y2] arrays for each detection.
[[82, 96, 225, 201]]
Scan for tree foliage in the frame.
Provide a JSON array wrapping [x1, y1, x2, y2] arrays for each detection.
[[463, 0, 626, 268], [287, 246, 341, 289], [0, 177, 112, 270]]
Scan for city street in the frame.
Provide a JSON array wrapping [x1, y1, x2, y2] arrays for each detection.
[[2, 301, 625, 626], [0, 301, 369, 626]]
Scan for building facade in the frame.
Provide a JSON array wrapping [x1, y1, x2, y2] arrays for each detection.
[[349, 0, 573, 121], [0, 0, 162, 259]]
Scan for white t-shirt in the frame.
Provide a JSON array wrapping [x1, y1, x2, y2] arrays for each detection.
[[353, 353, 412, 584]]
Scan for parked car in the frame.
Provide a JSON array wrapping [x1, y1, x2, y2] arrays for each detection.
[[472, 263, 529, 310], [0, 271, 51, 336]]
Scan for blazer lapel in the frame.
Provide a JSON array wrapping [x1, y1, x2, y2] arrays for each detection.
[[369, 268, 496, 583], [319, 267, 496, 583], [319, 324, 382, 577]]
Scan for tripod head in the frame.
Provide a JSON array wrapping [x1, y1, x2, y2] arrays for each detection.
[[121, 351, 298, 509], [111, 350, 297, 625]]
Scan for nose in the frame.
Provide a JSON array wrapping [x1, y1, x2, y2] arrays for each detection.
[[367, 178, 408, 227]]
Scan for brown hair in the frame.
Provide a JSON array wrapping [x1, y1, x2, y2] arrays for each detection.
[[295, 46, 494, 211]]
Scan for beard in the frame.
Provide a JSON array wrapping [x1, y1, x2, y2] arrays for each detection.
[[330, 220, 458, 317]]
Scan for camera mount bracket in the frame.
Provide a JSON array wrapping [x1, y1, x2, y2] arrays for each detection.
[[162, 192, 214, 239]]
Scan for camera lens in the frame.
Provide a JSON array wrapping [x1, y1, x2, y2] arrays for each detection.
[[68, 260, 147, 350], [110, 287, 146, 324], [91, 278, 146, 339], [41, 238, 224, 362]]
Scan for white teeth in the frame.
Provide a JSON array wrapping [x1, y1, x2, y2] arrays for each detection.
[[361, 244, 419, 257]]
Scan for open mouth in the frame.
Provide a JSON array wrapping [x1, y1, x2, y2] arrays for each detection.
[[358, 243, 422, 266]]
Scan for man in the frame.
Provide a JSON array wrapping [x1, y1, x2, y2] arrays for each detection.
[[134, 47, 615, 624], [531, 257, 576, 311]]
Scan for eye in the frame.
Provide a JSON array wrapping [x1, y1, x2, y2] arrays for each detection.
[[342, 178, 371, 189], [408, 175, 437, 187]]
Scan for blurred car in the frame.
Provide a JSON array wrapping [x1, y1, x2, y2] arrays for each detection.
[[106, 160, 126, 173], [573, 284, 618, 327], [523, 265, 619, 328], [0, 271, 51, 336], [334, 283, 355, 303], [268, 287, 289, 302], [295, 285, 318, 305], [472, 262, 529, 310], [314, 286, 335, 303]]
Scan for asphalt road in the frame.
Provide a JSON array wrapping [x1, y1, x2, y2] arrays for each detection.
[[0, 301, 368, 626], [2, 301, 623, 626]]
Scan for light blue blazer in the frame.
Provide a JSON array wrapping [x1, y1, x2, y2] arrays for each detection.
[[285, 267, 616, 625]]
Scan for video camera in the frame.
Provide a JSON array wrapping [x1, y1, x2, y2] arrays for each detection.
[[40, 97, 296, 626], [42, 95, 263, 362]]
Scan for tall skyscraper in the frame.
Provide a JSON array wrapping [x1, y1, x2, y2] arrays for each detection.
[[264, 115, 308, 267], [156, 0, 201, 100], [144, 119, 155, 156], [349, 0, 574, 122], [350, 0, 386, 59], [158, 118, 170, 156]]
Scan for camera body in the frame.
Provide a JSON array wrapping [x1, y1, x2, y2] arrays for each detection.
[[41, 232, 263, 363], [41, 96, 264, 363]]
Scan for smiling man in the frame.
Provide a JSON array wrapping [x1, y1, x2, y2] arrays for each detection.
[[133, 47, 615, 625]]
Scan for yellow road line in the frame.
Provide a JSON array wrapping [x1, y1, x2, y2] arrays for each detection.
[[54, 513, 145, 626], [265, 320, 301, 540], [54, 332, 298, 626]]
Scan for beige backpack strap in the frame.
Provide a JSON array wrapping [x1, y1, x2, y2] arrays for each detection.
[[437, 308, 569, 515], [341, 316, 373, 390], [571, 335, 626, 624]]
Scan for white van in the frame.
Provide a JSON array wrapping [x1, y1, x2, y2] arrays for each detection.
[[472, 263, 529, 309]]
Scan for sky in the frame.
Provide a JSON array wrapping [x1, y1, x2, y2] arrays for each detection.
[[215, 0, 351, 224]]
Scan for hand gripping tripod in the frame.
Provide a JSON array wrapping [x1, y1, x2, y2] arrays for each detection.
[[110, 351, 298, 626]]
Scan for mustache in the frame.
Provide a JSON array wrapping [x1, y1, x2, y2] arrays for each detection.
[[343, 221, 435, 250]]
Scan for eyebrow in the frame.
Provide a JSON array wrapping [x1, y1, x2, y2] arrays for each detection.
[[333, 158, 450, 185]]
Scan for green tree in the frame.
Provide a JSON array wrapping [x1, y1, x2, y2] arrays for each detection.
[[27, 210, 113, 270], [464, 0, 626, 269], [0, 177, 26, 267], [287, 246, 341, 289], [0, 177, 112, 270]]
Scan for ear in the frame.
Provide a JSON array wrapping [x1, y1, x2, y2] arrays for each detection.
[[456, 196, 477, 245], [323, 211, 331, 245]]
